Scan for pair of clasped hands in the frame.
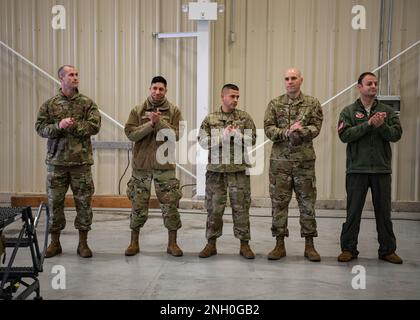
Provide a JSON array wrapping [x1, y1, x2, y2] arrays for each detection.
[[368, 112, 387, 128], [223, 123, 239, 140], [59, 117, 75, 129], [286, 121, 304, 147], [147, 108, 162, 126], [288, 121, 303, 135]]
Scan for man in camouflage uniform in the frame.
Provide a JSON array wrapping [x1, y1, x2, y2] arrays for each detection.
[[264, 68, 323, 262], [35, 65, 101, 258], [124, 76, 183, 257], [198, 84, 257, 259]]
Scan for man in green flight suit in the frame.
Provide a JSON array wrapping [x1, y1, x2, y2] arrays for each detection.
[[337, 72, 403, 264]]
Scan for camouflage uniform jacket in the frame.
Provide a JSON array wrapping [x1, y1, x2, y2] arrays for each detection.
[[198, 107, 256, 172], [264, 92, 323, 161], [125, 98, 183, 171], [35, 89, 101, 166], [338, 99, 402, 174]]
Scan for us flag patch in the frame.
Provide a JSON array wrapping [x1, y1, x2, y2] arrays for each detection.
[[338, 121, 345, 133]]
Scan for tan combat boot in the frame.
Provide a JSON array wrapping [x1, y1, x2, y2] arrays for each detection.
[[304, 237, 321, 262], [45, 232, 62, 258], [125, 230, 140, 256], [380, 252, 403, 264], [240, 240, 255, 259], [77, 230, 93, 258], [267, 236, 286, 260], [199, 238, 217, 258], [167, 230, 183, 257], [337, 250, 358, 262]]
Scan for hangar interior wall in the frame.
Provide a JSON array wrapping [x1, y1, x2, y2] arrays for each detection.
[[1, 0, 419, 205]]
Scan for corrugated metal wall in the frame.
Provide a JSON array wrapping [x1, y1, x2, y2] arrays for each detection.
[[1, 0, 419, 202]]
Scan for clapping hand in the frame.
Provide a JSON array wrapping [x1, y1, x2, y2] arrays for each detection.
[[287, 121, 304, 146], [59, 117, 75, 129], [148, 108, 162, 125], [368, 112, 387, 128], [223, 124, 238, 139], [289, 121, 303, 133]]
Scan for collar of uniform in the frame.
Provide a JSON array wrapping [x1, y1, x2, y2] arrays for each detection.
[[145, 96, 170, 111], [59, 88, 80, 100], [218, 106, 237, 119], [279, 92, 304, 105], [356, 98, 378, 112]]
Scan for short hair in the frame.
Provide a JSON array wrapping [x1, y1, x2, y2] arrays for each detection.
[[58, 65, 75, 78], [151, 76, 167, 87], [358, 72, 377, 85], [222, 83, 239, 93]]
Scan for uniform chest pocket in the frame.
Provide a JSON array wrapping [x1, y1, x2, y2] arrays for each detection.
[[292, 105, 310, 121], [232, 118, 245, 126], [49, 106, 67, 120], [160, 115, 171, 123], [71, 104, 86, 120], [208, 119, 226, 129], [140, 112, 152, 125], [231, 119, 248, 132], [276, 111, 289, 127]]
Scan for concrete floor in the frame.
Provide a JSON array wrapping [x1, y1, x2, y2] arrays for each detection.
[[2, 207, 420, 300]]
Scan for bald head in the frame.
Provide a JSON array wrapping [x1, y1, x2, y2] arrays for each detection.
[[285, 68, 302, 78], [284, 68, 303, 99]]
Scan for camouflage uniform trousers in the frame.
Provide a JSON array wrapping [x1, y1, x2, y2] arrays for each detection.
[[269, 159, 318, 238], [127, 169, 182, 232], [47, 165, 94, 233], [205, 171, 251, 241]]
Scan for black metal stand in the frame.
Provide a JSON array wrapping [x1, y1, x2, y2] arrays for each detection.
[[0, 204, 49, 300]]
